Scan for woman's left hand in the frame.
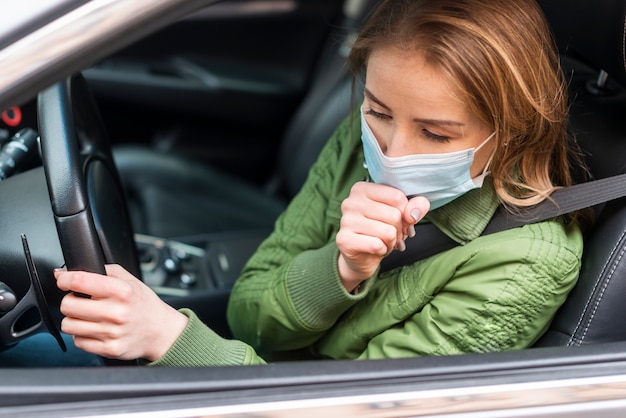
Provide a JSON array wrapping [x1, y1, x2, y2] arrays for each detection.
[[54, 264, 188, 362]]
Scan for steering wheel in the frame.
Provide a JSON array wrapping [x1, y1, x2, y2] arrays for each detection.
[[37, 74, 140, 279], [34, 74, 141, 364], [0, 74, 139, 358]]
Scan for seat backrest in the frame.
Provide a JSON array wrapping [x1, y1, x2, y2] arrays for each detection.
[[272, 0, 376, 198], [535, 0, 626, 346]]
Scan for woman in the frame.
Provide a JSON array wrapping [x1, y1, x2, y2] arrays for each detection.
[[55, 0, 586, 366]]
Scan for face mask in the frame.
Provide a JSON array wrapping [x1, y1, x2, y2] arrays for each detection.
[[361, 106, 496, 210]]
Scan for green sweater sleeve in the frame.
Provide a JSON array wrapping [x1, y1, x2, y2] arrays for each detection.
[[146, 309, 266, 366], [226, 115, 371, 355], [147, 115, 368, 366], [349, 221, 583, 360]]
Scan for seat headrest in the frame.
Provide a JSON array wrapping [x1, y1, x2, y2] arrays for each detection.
[[539, 0, 626, 87]]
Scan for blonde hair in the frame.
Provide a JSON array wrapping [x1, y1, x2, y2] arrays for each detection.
[[348, 0, 587, 212]]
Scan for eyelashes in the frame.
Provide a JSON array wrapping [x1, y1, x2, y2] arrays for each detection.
[[365, 108, 390, 120], [421, 129, 450, 143], [364, 107, 451, 143]]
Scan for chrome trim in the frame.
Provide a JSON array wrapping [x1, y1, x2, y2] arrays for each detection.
[[134, 234, 205, 258], [0, 0, 218, 107], [86, 373, 626, 417], [186, 0, 297, 19]]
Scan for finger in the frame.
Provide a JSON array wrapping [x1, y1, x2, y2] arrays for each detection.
[[404, 195, 430, 223], [55, 269, 125, 300], [70, 334, 102, 354], [52, 267, 67, 275], [343, 191, 404, 224], [340, 212, 400, 253], [60, 314, 117, 339], [60, 293, 126, 323], [336, 229, 389, 257], [355, 181, 409, 208], [72, 334, 128, 360], [404, 196, 430, 237], [360, 183, 409, 244], [104, 264, 135, 281], [342, 194, 405, 246]]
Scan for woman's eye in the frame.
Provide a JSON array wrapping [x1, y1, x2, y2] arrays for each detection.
[[422, 129, 450, 143], [365, 108, 390, 120]]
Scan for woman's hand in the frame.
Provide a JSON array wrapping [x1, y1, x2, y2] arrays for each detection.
[[336, 181, 429, 292], [54, 264, 188, 362]]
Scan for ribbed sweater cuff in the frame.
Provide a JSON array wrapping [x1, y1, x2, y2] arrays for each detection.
[[145, 309, 264, 367], [286, 243, 372, 330]]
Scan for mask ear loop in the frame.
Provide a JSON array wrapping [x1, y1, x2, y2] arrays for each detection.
[[473, 132, 497, 185], [475, 131, 497, 152]]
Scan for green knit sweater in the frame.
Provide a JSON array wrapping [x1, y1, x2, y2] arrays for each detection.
[[148, 115, 583, 367]]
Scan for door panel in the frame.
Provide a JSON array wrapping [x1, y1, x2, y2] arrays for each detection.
[[85, 0, 345, 184]]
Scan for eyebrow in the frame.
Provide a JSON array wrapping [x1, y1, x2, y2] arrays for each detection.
[[363, 88, 466, 127]]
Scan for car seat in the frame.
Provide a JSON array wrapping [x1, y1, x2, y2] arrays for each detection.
[[113, 0, 376, 239], [115, 0, 626, 349], [534, 0, 626, 346]]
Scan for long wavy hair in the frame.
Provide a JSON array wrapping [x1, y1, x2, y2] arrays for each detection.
[[348, 0, 589, 220]]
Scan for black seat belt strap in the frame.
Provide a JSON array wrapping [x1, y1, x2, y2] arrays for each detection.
[[380, 223, 457, 272], [379, 172, 626, 273], [483, 172, 626, 234]]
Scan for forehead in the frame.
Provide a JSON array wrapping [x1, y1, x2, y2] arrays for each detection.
[[365, 46, 470, 118]]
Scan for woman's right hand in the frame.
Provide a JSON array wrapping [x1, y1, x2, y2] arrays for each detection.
[[54, 264, 188, 362], [336, 181, 429, 292]]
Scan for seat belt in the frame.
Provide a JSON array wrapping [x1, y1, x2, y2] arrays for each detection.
[[380, 172, 626, 273]]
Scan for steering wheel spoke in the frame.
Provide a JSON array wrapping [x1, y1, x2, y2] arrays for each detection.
[[38, 74, 140, 278]]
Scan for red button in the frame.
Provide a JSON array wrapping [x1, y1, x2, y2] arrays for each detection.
[[1, 106, 22, 127]]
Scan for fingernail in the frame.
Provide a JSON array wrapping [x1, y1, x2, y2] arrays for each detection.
[[411, 209, 422, 223], [408, 225, 416, 238], [397, 240, 406, 252]]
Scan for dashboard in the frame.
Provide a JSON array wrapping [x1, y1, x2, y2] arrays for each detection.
[[0, 101, 40, 179], [0, 101, 37, 143]]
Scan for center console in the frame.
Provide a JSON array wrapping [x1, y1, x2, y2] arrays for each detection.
[[136, 230, 269, 297], [135, 230, 269, 336]]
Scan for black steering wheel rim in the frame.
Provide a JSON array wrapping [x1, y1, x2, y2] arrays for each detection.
[[38, 74, 141, 279]]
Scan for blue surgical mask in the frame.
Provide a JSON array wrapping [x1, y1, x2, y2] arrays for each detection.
[[360, 106, 496, 210]]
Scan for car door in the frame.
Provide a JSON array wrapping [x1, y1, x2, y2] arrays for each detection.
[[84, 0, 345, 185]]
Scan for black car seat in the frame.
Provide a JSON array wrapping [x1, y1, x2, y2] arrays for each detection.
[[534, 0, 626, 346], [113, 0, 376, 239]]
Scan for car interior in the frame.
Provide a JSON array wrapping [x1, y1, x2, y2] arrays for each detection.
[[93, 0, 376, 339], [113, 0, 626, 349], [531, 0, 626, 347], [0, 0, 626, 369]]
